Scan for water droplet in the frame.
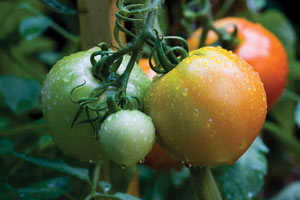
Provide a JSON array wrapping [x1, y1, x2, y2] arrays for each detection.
[[63, 72, 73, 82], [138, 158, 145, 164], [183, 88, 188, 96], [207, 118, 213, 127]]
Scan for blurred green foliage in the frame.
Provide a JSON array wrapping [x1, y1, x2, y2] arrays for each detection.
[[0, 0, 300, 200]]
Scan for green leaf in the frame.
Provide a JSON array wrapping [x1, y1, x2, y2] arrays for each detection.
[[269, 97, 296, 136], [0, 138, 14, 154], [0, 117, 9, 130], [1, 176, 71, 200], [271, 181, 300, 200], [40, 0, 77, 15], [38, 50, 61, 66], [0, 75, 41, 114], [215, 137, 269, 200], [247, 0, 267, 12], [37, 134, 54, 151], [170, 167, 190, 187], [12, 151, 90, 181], [98, 181, 112, 194], [252, 10, 296, 58], [114, 192, 141, 200], [19, 16, 53, 40], [295, 101, 300, 129], [289, 59, 300, 79]]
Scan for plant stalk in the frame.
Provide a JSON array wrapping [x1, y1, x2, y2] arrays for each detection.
[[190, 167, 223, 200]]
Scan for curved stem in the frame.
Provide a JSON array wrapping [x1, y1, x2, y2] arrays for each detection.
[[263, 121, 300, 155], [190, 167, 223, 200], [0, 119, 45, 136], [214, 0, 236, 19], [91, 160, 104, 196]]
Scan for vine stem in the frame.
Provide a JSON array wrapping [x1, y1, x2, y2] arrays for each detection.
[[91, 160, 104, 195], [190, 167, 223, 200]]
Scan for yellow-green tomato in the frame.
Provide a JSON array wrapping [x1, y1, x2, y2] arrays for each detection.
[[41, 47, 151, 162], [144, 46, 267, 167], [99, 110, 155, 166]]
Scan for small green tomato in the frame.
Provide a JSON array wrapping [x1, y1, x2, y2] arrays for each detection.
[[99, 110, 155, 166]]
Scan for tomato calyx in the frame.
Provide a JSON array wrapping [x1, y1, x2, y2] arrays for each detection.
[[69, 0, 193, 136], [182, 0, 240, 51]]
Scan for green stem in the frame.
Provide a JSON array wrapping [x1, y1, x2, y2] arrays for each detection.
[[84, 192, 120, 200], [214, 0, 236, 19], [190, 167, 223, 200], [263, 121, 300, 155], [283, 89, 300, 102], [91, 160, 104, 195], [120, 50, 139, 95], [0, 119, 45, 136], [50, 22, 79, 43]]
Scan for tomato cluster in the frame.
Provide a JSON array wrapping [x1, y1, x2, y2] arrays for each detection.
[[42, 18, 283, 168], [41, 47, 154, 164]]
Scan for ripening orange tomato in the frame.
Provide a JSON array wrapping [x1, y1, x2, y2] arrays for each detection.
[[144, 46, 267, 167], [188, 17, 288, 108]]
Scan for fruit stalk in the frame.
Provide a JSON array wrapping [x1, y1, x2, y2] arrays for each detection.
[[190, 167, 223, 200]]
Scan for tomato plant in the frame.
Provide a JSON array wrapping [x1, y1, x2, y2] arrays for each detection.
[[2, 1, 300, 200], [41, 47, 151, 162], [187, 17, 289, 108], [145, 46, 267, 167]]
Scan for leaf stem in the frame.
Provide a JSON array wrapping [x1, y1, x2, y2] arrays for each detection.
[[91, 160, 104, 195], [263, 121, 300, 155], [0, 119, 45, 136], [190, 167, 223, 200]]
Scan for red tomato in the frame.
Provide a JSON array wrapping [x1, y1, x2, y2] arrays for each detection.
[[188, 17, 288, 108]]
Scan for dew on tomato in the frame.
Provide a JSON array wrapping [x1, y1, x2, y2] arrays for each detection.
[[41, 47, 151, 162], [99, 110, 155, 166], [144, 46, 267, 167]]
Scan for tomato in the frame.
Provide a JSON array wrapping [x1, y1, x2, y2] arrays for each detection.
[[138, 58, 157, 81], [138, 58, 180, 169], [144, 46, 267, 167], [41, 47, 151, 162], [144, 143, 181, 169], [188, 17, 288, 108], [99, 110, 155, 166]]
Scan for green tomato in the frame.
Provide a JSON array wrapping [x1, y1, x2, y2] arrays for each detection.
[[41, 47, 151, 162], [99, 110, 155, 166]]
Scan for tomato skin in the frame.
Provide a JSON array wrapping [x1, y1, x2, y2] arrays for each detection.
[[188, 17, 288, 108], [41, 47, 151, 162], [144, 143, 181, 169], [144, 46, 267, 167], [99, 110, 155, 166]]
